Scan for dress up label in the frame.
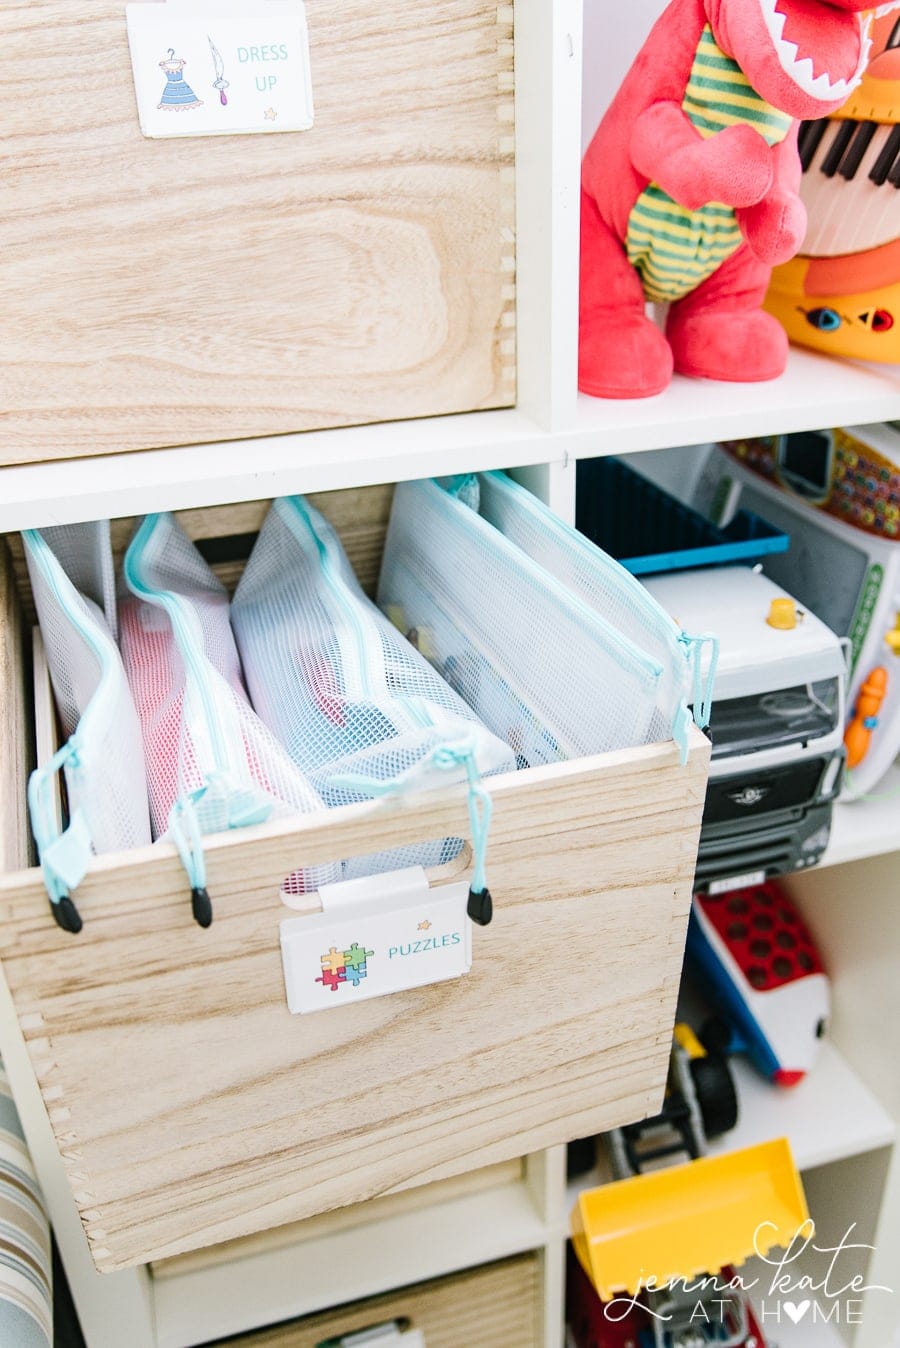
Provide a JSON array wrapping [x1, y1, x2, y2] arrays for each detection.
[[125, 0, 314, 138], [280, 869, 473, 1016]]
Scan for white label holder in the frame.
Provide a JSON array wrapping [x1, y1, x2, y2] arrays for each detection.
[[125, 0, 314, 139], [280, 868, 472, 1016]]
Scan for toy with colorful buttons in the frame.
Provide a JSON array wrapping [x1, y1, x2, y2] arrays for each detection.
[[722, 425, 900, 538], [715, 425, 900, 793]]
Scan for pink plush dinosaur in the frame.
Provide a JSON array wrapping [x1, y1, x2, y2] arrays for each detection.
[[580, 0, 897, 398]]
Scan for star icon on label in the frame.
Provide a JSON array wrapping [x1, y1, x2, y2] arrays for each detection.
[[417, 920, 432, 931], [264, 106, 277, 121]]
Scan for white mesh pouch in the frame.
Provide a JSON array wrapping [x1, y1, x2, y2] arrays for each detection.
[[34, 520, 119, 637], [476, 470, 718, 761], [377, 479, 671, 766], [230, 496, 517, 881], [120, 513, 339, 909], [23, 528, 152, 930]]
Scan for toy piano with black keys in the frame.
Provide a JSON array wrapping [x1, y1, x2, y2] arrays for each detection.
[[766, 8, 900, 362]]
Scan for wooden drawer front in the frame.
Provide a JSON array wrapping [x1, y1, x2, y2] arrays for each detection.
[[149, 1158, 525, 1279], [0, 0, 515, 466], [0, 499, 710, 1273], [205, 1253, 541, 1348]]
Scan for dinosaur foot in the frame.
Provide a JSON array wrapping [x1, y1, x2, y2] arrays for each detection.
[[668, 307, 789, 383], [578, 313, 674, 400]]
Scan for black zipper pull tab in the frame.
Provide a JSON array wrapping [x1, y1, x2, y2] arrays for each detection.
[[467, 886, 493, 927], [191, 887, 213, 928], [53, 896, 83, 934]]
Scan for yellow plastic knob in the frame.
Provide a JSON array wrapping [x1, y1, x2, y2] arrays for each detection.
[[767, 598, 797, 630]]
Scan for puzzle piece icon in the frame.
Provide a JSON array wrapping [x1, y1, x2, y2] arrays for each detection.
[[320, 946, 346, 974], [316, 966, 346, 991], [343, 962, 369, 987], [343, 943, 374, 972]]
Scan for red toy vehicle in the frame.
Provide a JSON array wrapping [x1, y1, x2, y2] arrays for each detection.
[[567, 1243, 770, 1348], [688, 879, 829, 1086]]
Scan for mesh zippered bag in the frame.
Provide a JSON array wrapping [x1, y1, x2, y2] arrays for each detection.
[[476, 470, 718, 760], [120, 513, 340, 911], [23, 528, 152, 930], [33, 520, 119, 636], [230, 496, 516, 882], [377, 478, 672, 767]]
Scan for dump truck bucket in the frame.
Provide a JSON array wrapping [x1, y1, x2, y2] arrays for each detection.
[[571, 1137, 809, 1300]]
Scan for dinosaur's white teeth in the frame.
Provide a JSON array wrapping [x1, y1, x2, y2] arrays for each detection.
[[763, 0, 786, 42], [793, 55, 815, 89], [812, 70, 848, 101], [756, 0, 871, 103]]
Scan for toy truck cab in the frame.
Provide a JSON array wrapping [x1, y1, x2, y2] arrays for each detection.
[[643, 565, 846, 892]]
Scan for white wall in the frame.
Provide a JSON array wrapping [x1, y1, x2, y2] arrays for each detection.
[[581, 0, 668, 149]]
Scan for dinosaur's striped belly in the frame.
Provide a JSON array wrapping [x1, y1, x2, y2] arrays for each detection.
[[625, 24, 792, 304], [626, 187, 742, 302]]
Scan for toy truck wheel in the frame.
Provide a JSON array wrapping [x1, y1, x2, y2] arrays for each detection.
[[690, 1053, 739, 1138]]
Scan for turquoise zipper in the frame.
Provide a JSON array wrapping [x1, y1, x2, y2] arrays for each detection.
[[421, 480, 664, 690], [282, 497, 435, 732], [124, 516, 238, 783], [480, 471, 673, 680], [23, 530, 119, 913], [281, 497, 494, 903]]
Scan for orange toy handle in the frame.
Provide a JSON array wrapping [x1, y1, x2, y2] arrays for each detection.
[[844, 667, 889, 770]]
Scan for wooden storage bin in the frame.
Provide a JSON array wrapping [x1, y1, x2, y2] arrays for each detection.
[[204, 1251, 541, 1347], [0, 485, 710, 1274], [148, 1155, 525, 1279], [0, 0, 515, 466]]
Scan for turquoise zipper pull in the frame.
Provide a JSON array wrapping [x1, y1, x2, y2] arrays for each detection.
[[672, 701, 693, 766], [27, 741, 85, 933], [427, 742, 494, 927], [168, 790, 213, 927], [328, 739, 497, 926], [679, 631, 720, 731]]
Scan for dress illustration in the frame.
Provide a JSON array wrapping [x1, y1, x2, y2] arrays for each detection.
[[158, 50, 203, 111]]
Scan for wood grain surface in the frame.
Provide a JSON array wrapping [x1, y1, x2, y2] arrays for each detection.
[[0, 1, 516, 463], [0, 730, 709, 1271], [150, 1157, 523, 1279], [203, 1252, 540, 1348]]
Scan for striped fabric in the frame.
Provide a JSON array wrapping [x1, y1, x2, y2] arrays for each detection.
[[626, 25, 794, 302], [0, 1061, 52, 1348]]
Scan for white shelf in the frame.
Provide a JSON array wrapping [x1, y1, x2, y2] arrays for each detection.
[[822, 765, 900, 870], [563, 1043, 894, 1220], [707, 1042, 895, 1173], [152, 1179, 548, 1348], [2, 350, 898, 533], [572, 350, 900, 457]]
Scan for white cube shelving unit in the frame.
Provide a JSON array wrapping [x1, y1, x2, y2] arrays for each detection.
[[0, 2, 899, 1346]]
